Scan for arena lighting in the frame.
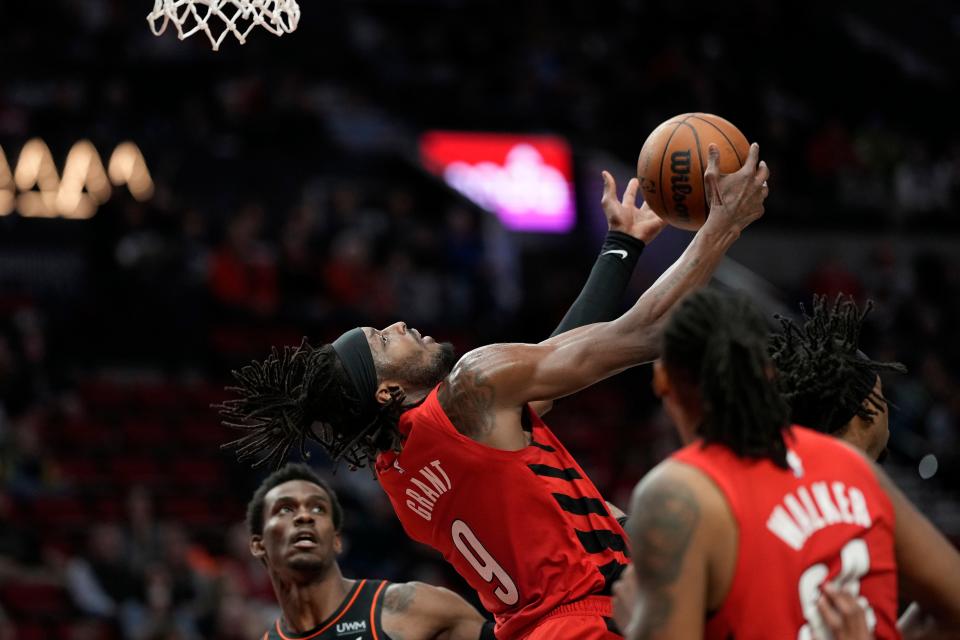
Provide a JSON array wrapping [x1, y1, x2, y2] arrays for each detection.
[[0, 147, 13, 216], [0, 139, 154, 219], [420, 131, 576, 233], [108, 142, 155, 202]]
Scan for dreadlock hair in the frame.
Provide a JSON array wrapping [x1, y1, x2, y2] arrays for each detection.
[[769, 294, 906, 435], [663, 288, 790, 468], [246, 463, 343, 535], [218, 339, 406, 470]]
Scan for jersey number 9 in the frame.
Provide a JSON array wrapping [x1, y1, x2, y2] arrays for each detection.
[[452, 519, 519, 606]]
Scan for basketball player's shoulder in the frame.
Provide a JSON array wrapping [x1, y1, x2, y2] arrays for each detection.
[[436, 347, 499, 437], [382, 580, 458, 616], [382, 581, 418, 615], [792, 426, 873, 465], [381, 580, 484, 636], [628, 459, 730, 535]]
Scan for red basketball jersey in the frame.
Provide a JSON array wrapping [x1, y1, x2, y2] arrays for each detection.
[[375, 386, 629, 639], [672, 426, 900, 640]]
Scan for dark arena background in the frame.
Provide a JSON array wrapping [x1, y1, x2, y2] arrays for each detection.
[[1, 1, 958, 638]]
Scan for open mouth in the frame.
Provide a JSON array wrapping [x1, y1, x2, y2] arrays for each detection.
[[291, 531, 318, 549]]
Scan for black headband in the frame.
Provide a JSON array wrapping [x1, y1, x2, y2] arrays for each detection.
[[331, 328, 379, 417]]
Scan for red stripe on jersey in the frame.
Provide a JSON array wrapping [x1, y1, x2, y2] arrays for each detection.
[[369, 581, 388, 640]]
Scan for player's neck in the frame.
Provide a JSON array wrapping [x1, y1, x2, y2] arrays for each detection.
[[274, 563, 354, 634], [402, 386, 431, 407]]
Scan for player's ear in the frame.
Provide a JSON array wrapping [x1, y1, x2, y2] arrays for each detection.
[[652, 359, 670, 398], [250, 535, 266, 561], [376, 382, 404, 407], [333, 532, 343, 555]]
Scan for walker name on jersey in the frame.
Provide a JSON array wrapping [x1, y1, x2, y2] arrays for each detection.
[[406, 460, 452, 521], [336, 620, 367, 635], [766, 481, 873, 551]]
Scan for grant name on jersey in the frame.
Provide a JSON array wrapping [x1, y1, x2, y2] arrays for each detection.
[[767, 481, 873, 551], [405, 460, 452, 521]]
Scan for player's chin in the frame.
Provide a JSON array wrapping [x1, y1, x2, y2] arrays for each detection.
[[286, 551, 327, 572]]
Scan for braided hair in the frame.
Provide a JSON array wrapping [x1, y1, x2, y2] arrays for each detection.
[[663, 288, 790, 467], [770, 294, 906, 435], [218, 339, 405, 470]]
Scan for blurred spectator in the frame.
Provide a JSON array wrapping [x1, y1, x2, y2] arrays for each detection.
[[894, 145, 954, 214], [65, 524, 141, 619], [208, 204, 278, 318], [0, 409, 63, 500], [277, 205, 326, 320], [217, 523, 273, 604], [806, 119, 858, 179], [323, 229, 390, 318], [805, 254, 863, 302], [0, 609, 12, 640], [126, 486, 163, 574]]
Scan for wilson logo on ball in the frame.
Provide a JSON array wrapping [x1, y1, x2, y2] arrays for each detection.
[[670, 150, 693, 220], [637, 112, 749, 231]]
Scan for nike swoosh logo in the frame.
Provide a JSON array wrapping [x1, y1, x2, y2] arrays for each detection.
[[601, 249, 628, 259]]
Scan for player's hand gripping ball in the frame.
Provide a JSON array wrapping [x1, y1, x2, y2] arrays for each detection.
[[637, 113, 750, 230]]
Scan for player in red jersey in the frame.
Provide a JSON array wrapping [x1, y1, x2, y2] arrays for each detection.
[[771, 293, 960, 640], [770, 294, 907, 464], [220, 143, 770, 638], [616, 288, 960, 640], [247, 463, 490, 640]]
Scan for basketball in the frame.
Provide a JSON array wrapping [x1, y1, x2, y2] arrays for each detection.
[[636, 113, 750, 230]]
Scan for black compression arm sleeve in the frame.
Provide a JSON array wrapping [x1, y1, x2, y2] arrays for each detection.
[[479, 621, 496, 640], [550, 231, 645, 337]]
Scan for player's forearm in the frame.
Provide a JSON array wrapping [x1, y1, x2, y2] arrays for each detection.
[[534, 232, 644, 416], [550, 231, 645, 337], [443, 619, 486, 640], [616, 219, 740, 358]]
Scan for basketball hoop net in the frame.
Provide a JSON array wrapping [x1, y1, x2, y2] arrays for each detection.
[[147, 0, 301, 51]]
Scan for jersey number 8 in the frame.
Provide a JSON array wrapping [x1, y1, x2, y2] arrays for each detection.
[[452, 519, 519, 606], [797, 538, 876, 639]]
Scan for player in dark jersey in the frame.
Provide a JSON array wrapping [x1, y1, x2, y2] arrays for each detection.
[[220, 144, 770, 638], [248, 463, 490, 640], [616, 288, 960, 639]]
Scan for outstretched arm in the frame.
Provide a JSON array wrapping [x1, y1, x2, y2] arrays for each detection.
[[381, 581, 487, 640], [532, 174, 666, 417], [440, 144, 769, 440]]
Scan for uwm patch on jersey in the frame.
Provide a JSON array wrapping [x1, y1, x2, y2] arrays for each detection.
[[265, 579, 387, 640]]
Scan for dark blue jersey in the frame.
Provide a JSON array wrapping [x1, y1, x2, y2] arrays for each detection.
[[264, 579, 390, 640]]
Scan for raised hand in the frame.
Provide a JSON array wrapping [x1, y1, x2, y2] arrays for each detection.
[[601, 171, 668, 244], [702, 142, 770, 235]]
